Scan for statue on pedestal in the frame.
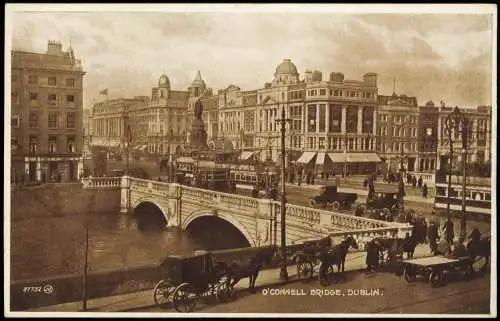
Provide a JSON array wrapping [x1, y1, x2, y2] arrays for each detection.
[[190, 99, 208, 150]]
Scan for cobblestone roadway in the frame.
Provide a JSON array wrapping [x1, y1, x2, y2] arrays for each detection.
[[134, 270, 491, 314]]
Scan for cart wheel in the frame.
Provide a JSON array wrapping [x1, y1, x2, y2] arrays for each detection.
[[332, 201, 340, 211], [319, 263, 335, 286], [403, 266, 416, 283], [153, 279, 175, 308], [429, 271, 443, 287], [297, 261, 314, 284], [173, 283, 198, 313], [216, 280, 234, 303]]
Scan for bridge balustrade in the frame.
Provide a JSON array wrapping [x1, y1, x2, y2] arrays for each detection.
[[82, 177, 121, 189], [89, 176, 414, 249]]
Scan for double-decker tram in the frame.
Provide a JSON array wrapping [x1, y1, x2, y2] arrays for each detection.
[[434, 173, 492, 216]]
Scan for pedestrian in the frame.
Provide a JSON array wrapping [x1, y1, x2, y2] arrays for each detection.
[[365, 240, 380, 273], [252, 185, 259, 198], [427, 221, 439, 254], [418, 176, 423, 189], [311, 172, 315, 185], [443, 217, 455, 245], [422, 183, 428, 198], [325, 171, 329, 180], [335, 175, 340, 187], [297, 173, 302, 186], [412, 176, 417, 188]]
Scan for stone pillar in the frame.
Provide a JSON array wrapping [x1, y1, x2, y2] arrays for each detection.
[[120, 175, 130, 214], [258, 198, 274, 245], [357, 107, 363, 134], [36, 158, 41, 181], [341, 106, 347, 134], [325, 104, 330, 134], [316, 105, 320, 133], [372, 109, 377, 136], [77, 157, 84, 180], [167, 183, 180, 227]]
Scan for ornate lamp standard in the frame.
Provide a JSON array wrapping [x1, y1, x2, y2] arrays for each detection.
[[274, 90, 292, 281], [444, 106, 469, 238]]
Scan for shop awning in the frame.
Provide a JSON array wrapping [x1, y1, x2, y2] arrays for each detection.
[[328, 153, 346, 163], [316, 152, 327, 165], [239, 151, 255, 161], [296, 151, 317, 164], [346, 153, 381, 163]]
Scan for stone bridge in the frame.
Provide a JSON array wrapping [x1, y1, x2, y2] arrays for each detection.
[[82, 176, 413, 250]]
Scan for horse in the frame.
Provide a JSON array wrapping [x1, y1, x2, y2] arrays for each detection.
[[319, 235, 359, 273], [221, 246, 276, 294], [466, 236, 491, 272]]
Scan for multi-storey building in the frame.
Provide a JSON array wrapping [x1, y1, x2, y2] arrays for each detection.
[[11, 41, 85, 182], [376, 93, 420, 173], [436, 105, 492, 171], [190, 59, 380, 175], [144, 74, 189, 156], [90, 74, 190, 159], [90, 96, 148, 155], [417, 101, 439, 173]]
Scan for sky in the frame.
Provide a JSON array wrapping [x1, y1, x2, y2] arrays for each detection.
[[8, 5, 495, 109]]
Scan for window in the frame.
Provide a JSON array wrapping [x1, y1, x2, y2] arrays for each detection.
[[48, 77, 57, 86], [319, 89, 326, 96], [29, 136, 38, 154], [30, 93, 38, 101], [29, 75, 38, 85], [29, 111, 39, 128], [66, 112, 76, 128], [11, 136, 19, 151], [319, 137, 325, 149], [48, 94, 57, 105], [307, 105, 317, 132], [67, 95, 75, 103], [67, 136, 76, 153], [48, 112, 58, 128], [11, 115, 19, 128], [66, 78, 75, 87], [48, 136, 57, 153], [319, 105, 326, 132]]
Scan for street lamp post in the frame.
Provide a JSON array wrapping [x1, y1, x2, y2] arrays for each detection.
[[444, 106, 468, 238], [275, 96, 291, 282]]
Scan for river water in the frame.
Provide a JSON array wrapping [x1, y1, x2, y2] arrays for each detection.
[[10, 211, 204, 281]]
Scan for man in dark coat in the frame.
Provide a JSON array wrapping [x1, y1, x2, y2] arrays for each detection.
[[443, 217, 455, 245], [412, 176, 417, 188], [365, 240, 380, 273], [422, 183, 428, 198], [417, 176, 423, 189], [427, 221, 439, 254]]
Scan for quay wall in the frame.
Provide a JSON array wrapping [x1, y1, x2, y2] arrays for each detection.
[[10, 183, 121, 220]]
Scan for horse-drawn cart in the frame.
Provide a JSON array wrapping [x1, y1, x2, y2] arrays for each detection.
[[152, 252, 231, 312], [400, 255, 473, 287]]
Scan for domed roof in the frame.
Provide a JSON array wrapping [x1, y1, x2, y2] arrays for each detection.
[[158, 74, 170, 87], [275, 59, 298, 75]]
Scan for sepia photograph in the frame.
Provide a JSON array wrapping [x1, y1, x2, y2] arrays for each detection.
[[4, 3, 497, 317]]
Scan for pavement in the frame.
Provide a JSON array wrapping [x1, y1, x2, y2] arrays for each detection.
[[26, 244, 432, 312]]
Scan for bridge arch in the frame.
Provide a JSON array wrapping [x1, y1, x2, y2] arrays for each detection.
[[182, 210, 256, 247], [132, 198, 169, 228]]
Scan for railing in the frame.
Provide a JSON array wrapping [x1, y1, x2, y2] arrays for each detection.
[[82, 177, 121, 189], [408, 171, 435, 184], [182, 185, 259, 211]]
